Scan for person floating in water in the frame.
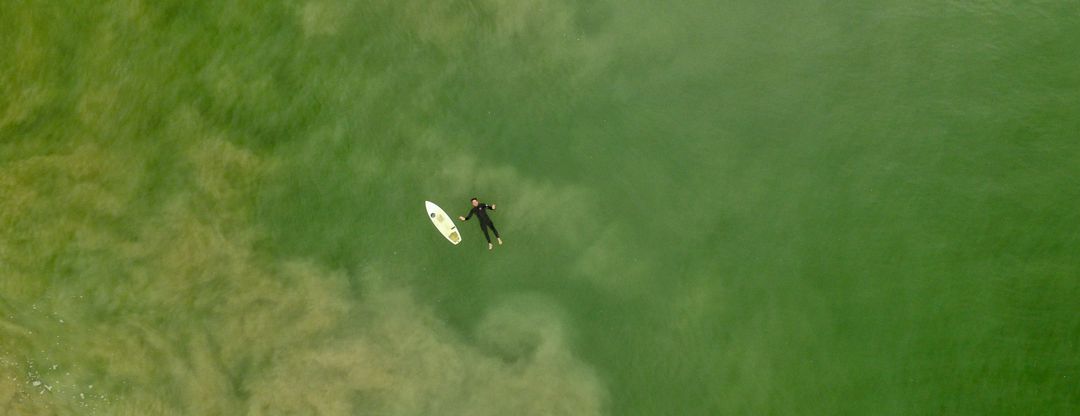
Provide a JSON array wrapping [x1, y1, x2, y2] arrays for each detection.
[[459, 197, 503, 250]]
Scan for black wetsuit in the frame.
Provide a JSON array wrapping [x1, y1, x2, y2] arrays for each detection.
[[463, 203, 500, 243]]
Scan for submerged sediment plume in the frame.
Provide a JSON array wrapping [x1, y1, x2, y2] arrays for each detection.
[[0, 134, 605, 414], [0, 0, 614, 412]]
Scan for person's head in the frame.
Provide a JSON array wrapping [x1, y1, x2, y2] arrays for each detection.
[[470, 197, 479, 207]]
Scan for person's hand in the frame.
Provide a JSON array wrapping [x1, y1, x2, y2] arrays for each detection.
[[491, 204, 496, 210], [458, 216, 466, 221]]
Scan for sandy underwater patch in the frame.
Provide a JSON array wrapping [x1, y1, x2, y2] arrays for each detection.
[[0, 117, 606, 414]]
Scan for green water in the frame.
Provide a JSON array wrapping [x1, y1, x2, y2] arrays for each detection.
[[2, 0, 1078, 414]]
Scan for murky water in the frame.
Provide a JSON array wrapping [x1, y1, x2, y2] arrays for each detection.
[[2, 1, 1078, 414]]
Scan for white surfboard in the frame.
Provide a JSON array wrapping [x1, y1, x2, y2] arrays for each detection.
[[425, 201, 461, 245]]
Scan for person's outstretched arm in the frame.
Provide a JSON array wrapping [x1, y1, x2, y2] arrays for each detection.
[[460, 207, 474, 221], [486, 203, 496, 210]]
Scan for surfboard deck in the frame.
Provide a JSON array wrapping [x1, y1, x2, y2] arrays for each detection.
[[425, 201, 461, 245]]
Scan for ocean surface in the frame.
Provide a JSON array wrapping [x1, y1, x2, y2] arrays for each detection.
[[2, 1, 1078, 414]]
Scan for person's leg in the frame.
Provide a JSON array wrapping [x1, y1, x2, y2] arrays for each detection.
[[480, 221, 492, 244], [489, 222, 502, 244]]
